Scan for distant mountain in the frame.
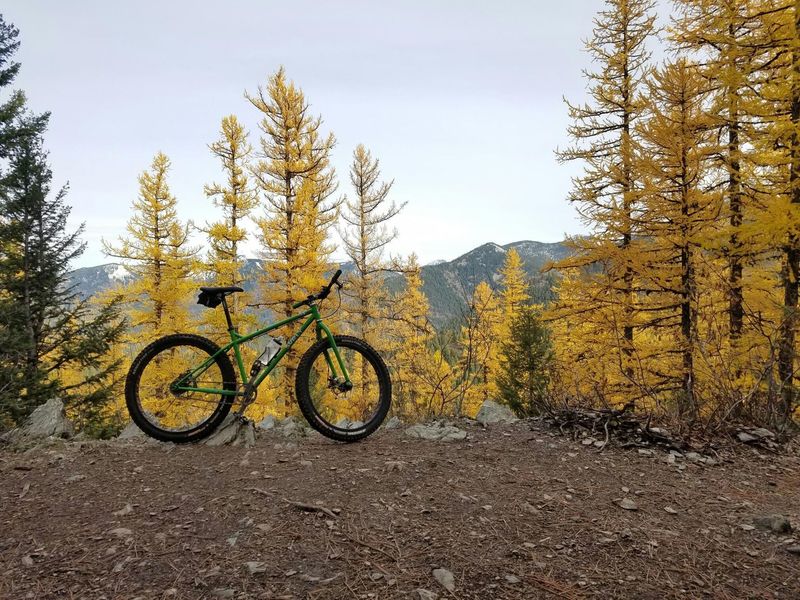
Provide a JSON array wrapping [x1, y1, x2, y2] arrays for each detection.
[[68, 240, 571, 328], [416, 241, 571, 326]]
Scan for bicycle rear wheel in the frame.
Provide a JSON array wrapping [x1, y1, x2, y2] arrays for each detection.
[[296, 335, 391, 442], [125, 334, 237, 443]]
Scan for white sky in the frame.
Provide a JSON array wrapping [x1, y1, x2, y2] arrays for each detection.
[[4, 0, 666, 268]]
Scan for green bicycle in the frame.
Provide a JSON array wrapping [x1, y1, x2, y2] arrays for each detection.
[[124, 270, 392, 443]]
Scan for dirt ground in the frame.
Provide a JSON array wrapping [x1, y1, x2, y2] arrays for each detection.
[[1, 420, 799, 600]]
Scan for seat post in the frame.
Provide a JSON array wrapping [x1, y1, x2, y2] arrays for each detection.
[[220, 295, 235, 331]]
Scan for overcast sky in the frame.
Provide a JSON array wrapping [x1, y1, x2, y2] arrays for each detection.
[[5, 0, 666, 268]]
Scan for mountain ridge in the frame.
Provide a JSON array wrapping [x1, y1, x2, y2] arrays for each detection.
[[68, 240, 571, 327]]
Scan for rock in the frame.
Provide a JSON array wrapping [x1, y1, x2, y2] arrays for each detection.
[[384, 416, 402, 430], [405, 424, 466, 442], [117, 421, 145, 440], [211, 589, 235, 599], [753, 514, 792, 534], [475, 400, 518, 425], [278, 416, 309, 438], [432, 568, 455, 592], [649, 426, 671, 438], [66, 474, 86, 483], [204, 415, 256, 447], [113, 503, 133, 517], [618, 498, 638, 511], [504, 574, 521, 584], [685, 452, 704, 463], [6, 398, 74, 442], [334, 418, 364, 430], [664, 506, 678, 515], [414, 590, 438, 600], [737, 431, 758, 443], [750, 427, 776, 439], [787, 545, 800, 555], [257, 415, 276, 430], [109, 527, 133, 537], [244, 561, 267, 575]]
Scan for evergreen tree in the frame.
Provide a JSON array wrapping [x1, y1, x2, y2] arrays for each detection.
[[497, 306, 552, 417], [0, 127, 125, 429], [246, 67, 339, 415]]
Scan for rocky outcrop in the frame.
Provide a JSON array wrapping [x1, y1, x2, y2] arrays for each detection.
[[204, 415, 256, 447], [2, 398, 75, 443]]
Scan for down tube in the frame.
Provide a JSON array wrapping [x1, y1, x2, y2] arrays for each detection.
[[251, 314, 317, 388]]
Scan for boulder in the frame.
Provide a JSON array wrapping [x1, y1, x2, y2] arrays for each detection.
[[405, 424, 466, 442], [204, 415, 256, 447], [4, 398, 74, 442], [475, 400, 518, 425]]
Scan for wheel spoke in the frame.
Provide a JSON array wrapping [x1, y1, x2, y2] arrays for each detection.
[[134, 342, 229, 433]]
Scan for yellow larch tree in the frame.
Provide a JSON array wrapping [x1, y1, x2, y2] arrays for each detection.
[[457, 281, 502, 416], [340, 144, 404, 348], [550, 0, 658, 404], [757, 2, 800, 422], [671, 0, 774, 388], [103, 152, 195, 340], [387, 255, 455, 419], [497, 248, 529, 335], [246, 67, 339, 416], [201, 115, 259, 342], [637, 58, 721, 420]]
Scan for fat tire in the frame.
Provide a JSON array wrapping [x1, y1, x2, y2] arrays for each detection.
[[296, 335, 391, 443], [125, 333, 237, 443]]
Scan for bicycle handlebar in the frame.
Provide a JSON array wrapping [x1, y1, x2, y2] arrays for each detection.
[[292, 269, 343, 309]]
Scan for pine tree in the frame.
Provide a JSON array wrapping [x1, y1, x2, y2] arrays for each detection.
[[497, 306, 552, 417], [201, 115, 258, 341], [0, 125, 125, 428], [552, 0, 658, 396], [246, 67, 340, 415], [340, 144, 404, 347], [103, 152, 195, 339]]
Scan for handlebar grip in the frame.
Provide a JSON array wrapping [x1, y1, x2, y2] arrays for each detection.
[[331, 269, 342, 286]]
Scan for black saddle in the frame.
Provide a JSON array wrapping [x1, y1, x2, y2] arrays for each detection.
[[197, 286, 244, 309]]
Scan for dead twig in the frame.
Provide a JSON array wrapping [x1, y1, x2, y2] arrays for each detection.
[[283, 498, 338, 519]]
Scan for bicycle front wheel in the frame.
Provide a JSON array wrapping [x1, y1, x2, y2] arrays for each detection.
[[296, 335, 391, 442], [125, 334, 237, 443]]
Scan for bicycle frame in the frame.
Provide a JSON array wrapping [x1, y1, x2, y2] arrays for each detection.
[[171, 303, 351, 398]]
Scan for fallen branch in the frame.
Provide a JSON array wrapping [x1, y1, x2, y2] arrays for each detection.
[[284, 498, 338, 519]]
